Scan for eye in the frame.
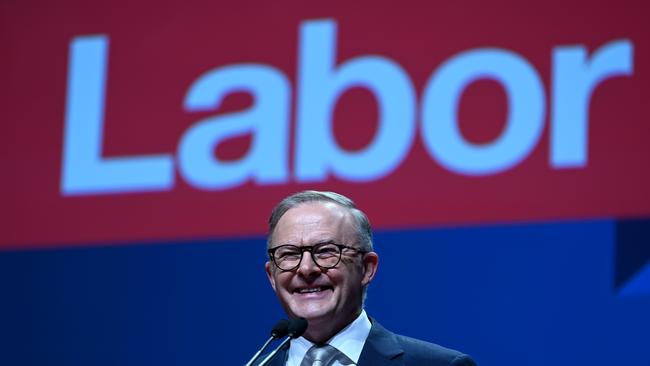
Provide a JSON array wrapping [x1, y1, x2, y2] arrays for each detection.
[[276, 247, 301, 260], [314, 244, 339, 257]]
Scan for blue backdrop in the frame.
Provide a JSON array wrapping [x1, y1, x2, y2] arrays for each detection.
[[1, 218, 649, 365]]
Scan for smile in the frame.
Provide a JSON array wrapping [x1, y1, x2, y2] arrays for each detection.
[[294, 286, 332, 294]]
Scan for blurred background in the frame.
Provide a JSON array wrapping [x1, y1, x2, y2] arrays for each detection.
[[1, 0, 649, 365]]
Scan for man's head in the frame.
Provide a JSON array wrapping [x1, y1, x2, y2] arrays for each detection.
[[265, 191, 379, 343]]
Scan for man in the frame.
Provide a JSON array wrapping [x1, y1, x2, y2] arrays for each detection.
[[263, 190, 476, 366]]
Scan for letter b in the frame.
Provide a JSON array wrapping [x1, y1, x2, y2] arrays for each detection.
[[295, 20, 416, 182]]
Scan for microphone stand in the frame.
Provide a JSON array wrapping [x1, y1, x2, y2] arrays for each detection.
[[256, 336, 291, 366], [244, 336, 276, 366], [244, 319, 290, 366]]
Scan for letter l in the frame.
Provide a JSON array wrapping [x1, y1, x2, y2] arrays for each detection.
[[61, 36, 173, 195]]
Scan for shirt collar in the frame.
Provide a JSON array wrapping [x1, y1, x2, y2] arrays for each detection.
[[287, 310, 372, 365]]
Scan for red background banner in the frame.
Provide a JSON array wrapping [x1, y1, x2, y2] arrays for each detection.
[[2, 0, 649, 249]]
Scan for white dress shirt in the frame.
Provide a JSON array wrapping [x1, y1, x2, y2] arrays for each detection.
[[285, 310, 372, 366]]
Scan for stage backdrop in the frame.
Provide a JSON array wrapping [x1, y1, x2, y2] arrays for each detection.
[[2, 1, 649, 365]]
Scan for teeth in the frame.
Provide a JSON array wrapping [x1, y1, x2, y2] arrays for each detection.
[[298, 287, 323, 293]]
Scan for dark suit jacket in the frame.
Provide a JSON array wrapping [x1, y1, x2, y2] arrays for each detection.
[[259, 319, 476, 366]]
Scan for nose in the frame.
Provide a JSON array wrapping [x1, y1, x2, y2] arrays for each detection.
[[296, 251, 322, 278]]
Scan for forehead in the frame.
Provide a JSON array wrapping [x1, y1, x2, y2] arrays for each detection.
[[271, 202, 357, 246]]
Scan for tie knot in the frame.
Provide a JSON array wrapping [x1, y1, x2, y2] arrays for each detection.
[[300, 344, 351, 366]]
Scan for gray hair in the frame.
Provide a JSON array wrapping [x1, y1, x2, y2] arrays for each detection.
[[267, 190, 373, 252]]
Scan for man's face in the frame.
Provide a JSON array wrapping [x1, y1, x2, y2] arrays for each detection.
[[265, 202, 378, 338]]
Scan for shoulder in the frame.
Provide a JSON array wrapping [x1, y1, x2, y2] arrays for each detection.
[[364, 319, 477, 366], [392, 332, 477, 366]]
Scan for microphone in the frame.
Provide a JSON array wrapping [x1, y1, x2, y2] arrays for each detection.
[[257, 317, 308, 366], [271, 319, 291, 338], [244, 319, 290, 366]]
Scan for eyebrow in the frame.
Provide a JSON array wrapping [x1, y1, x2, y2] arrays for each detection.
[[277, 239, 338, 247]]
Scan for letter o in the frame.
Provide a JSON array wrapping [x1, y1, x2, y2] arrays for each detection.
[[421, 48, 546, 175]]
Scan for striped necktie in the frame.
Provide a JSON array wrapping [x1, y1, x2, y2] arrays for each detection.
[[300, 344, 352, 366]]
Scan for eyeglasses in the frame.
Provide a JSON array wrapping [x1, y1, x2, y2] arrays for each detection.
[[268, 242, 367, 271]]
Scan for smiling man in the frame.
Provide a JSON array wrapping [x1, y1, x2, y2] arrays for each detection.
[[263, 191, 477, 366]]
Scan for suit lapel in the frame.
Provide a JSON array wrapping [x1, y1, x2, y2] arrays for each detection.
[[357, 320, 404, 366]]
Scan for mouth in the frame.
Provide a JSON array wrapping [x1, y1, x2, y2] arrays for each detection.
[[293, 286, 333, 294]]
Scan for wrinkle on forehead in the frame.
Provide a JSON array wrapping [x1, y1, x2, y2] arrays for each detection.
[[270, 202, 358, 247]]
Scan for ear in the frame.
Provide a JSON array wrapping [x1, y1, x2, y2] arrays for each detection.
[[265, 261, 277, 292], [360, 252, 379, 287]]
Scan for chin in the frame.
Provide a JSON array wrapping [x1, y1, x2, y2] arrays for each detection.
[[289, 302, 334, 322]]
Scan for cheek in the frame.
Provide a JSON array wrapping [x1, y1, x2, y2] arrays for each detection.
[[274, 273, 293, 291], [330, 269, 359, 289]]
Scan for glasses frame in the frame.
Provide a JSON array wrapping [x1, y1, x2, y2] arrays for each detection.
[[268, 242, 368, 271]]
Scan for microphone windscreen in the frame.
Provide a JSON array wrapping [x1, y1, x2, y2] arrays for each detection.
[[270, 319, 290, 338], [287, 317, 308, 338]]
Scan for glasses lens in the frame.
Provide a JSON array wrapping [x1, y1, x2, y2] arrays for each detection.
[[313, 243, 342, 268], [274, 245, 303, 270]]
